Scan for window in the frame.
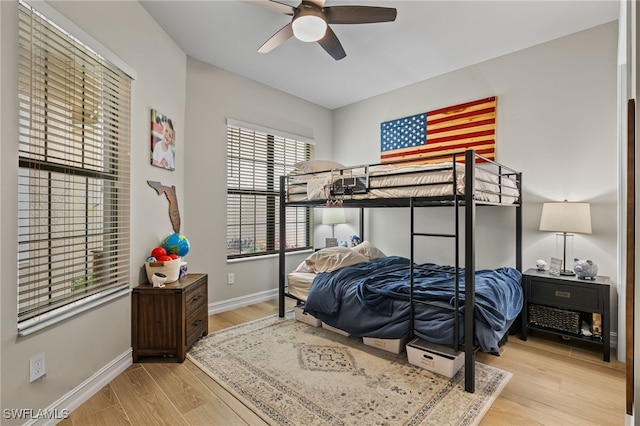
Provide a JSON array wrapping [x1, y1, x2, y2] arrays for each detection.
[[17, 2, 132, 334], [226, 120, 313, 259]]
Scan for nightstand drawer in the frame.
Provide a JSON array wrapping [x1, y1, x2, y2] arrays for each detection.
[[528, 280, 600, 311], [185, 279, 207, 315], [186, 305, 208, 348]]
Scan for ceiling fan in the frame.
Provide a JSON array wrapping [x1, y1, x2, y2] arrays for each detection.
[[243, 0, 397, 60]]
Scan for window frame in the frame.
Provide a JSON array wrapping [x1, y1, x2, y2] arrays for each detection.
[[226, 119, 314, 259], [17, 1, 133, 335]]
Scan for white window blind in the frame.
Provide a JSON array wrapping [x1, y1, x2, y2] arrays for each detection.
[[226, 121, 313, 258], [17, 2, 131, 333]]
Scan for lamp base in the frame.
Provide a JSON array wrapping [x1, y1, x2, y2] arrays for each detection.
[[559, 269, 575, 276]]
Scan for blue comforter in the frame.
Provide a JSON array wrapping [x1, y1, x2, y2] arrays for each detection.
[[303, 256, 523, 354]]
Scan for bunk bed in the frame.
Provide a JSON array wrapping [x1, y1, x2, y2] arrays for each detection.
[[278, 149, 523, 393]]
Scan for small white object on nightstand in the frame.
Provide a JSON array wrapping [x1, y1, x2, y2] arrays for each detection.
[[535, 259, 547, 271], [152, 272, 167, 288]]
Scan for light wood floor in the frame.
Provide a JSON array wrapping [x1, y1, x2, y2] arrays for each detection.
[[60, 299, 626, 426]]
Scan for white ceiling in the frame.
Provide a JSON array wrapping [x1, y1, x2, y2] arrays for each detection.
[[140, 0, 619, 110]]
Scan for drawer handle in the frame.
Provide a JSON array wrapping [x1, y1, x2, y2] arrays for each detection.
[[193, 319, 203, 327], [191, 294, 203, 302], [555, 290, 571, 298]]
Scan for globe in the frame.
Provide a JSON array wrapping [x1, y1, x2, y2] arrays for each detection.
[[162, 233, 190, 257]]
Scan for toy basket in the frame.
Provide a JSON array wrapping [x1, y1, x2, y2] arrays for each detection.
[[144, 257, 181, 284]]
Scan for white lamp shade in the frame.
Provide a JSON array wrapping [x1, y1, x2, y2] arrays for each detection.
[[539, 201, 592, 234], [322, 208, 346, 225], [292, 13, 327, 42]]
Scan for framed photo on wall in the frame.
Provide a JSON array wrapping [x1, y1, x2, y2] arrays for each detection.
[[150, 108, 176, 171]]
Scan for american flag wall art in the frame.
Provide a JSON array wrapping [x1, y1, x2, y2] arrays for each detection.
[[380, 97, 497, 164]]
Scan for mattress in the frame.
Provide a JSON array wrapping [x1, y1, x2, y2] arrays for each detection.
[[286, 271, 316, 301], [286, 162, 519, 204]]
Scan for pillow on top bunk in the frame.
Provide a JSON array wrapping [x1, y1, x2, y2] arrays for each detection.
[[304, 247, 368, 273], [294, 160, 345, 173], [352, 240, 386, 261]]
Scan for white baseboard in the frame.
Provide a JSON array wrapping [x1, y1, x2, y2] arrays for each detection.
[[24, 349, 132, 426], [23, 290, 278, 425], [208, 288, 278, 314]]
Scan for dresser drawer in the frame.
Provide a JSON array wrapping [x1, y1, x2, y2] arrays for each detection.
[[528, 279, 600, 311], [185, 279, 207, 316], [186, 304, 208, 348]]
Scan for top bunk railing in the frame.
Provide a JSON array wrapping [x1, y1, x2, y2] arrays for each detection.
[[282, 149, 521, 208]]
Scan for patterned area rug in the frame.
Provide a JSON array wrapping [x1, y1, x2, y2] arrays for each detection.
[[188, 311, 511, 426]]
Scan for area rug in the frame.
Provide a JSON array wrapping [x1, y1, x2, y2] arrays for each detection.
[[187, 311, 511, 426]]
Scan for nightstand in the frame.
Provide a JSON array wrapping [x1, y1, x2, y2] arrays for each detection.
[[520, 268, 610, 362], [132, 273, 208, 362]]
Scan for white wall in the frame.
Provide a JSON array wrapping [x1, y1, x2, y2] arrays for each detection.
[[333, 23, 619, 328], [183, 58, 333, 303], [0, 0, 187, 418]]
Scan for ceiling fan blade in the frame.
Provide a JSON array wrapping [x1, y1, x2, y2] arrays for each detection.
[[258, 22, 294, 53], [325, 6, 397, 24], [240, 0, 295, 16], [317, 26, 346, 61]]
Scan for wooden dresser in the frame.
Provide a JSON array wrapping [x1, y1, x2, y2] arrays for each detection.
[[132, 273, 208, 362]]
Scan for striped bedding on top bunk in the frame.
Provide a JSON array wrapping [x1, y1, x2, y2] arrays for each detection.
[[286, 162, 519, 204]]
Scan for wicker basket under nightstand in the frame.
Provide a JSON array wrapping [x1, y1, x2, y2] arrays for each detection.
[[528, 303, 581, 335]]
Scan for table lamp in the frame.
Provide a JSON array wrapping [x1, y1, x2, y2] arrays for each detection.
[[539, 201, 592, 275], [322, 208, 346, 239]]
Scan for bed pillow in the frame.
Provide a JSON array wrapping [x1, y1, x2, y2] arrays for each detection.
[[352, 240, 387, 260], [293, 260, 314, 273], [294, 160, 345, 173], [304, 247, 368, 273]]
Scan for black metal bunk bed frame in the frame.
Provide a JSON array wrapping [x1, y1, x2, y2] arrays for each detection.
[[278, 149, 522, 393]]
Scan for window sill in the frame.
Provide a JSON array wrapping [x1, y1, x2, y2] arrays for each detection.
[[227, 249, 313, 264], [17, 285, 130, 337]]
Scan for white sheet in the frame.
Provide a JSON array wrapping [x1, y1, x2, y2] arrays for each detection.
[[287, 162, 519, 204], [286, 272, 316, 301]]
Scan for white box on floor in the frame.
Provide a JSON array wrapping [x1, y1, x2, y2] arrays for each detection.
[[406, 338, 465, 378], [294, 306, 321, 327], [321, 322, 350, 336], [363, 337, 408, 354]]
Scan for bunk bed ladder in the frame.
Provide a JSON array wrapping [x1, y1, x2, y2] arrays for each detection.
[[408, 197, 462, 345], [408, 151, 470, 391]]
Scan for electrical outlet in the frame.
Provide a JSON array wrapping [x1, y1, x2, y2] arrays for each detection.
[[30, 352, 46, 382], [228, 273, 235, 285]]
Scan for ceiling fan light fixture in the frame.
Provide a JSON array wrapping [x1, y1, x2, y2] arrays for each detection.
[[292, 11, 327, 42], [249, 1, 397, 60]]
